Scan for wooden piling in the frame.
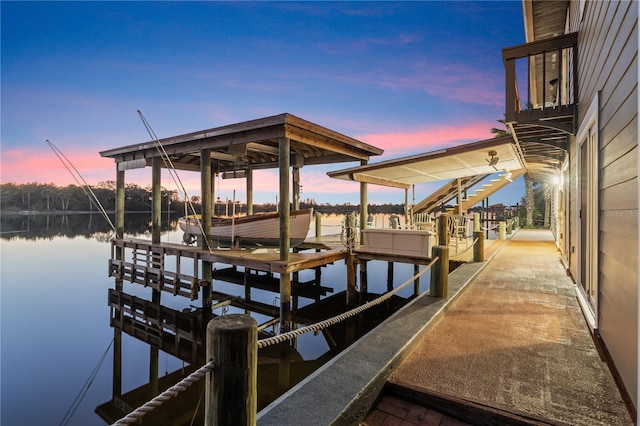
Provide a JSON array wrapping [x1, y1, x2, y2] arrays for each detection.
[[413, 264, 420, 296], [152, 157, 161, 244], [499, 221, 506, 240], [473, 230, 485, 262], [473, 212, 481, 232], [279, 137, 291, 332], [345, 213, 357, 306], [246, 167, 253, 215], [113, 168, 125, 398], [205, 315, 257, 426], [201, 150, 213, 325], [430, 245, 449, 298], [438, 213, 449, 246]]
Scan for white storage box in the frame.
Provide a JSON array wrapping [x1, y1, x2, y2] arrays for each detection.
[[361, 228, 434, 257]]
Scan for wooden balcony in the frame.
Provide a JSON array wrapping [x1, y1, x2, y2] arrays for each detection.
[[503, 32, 578, 131], [503, 32, 578, 179]]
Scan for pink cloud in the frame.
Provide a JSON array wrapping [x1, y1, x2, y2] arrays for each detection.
[[1, 147, 115, 186], [356, 121, 496, 156]]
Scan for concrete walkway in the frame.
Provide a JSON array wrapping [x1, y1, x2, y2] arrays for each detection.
[[382, 229, 633, 425]]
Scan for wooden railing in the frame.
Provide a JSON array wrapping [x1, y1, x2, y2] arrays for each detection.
[[503, 32, 578, 132]]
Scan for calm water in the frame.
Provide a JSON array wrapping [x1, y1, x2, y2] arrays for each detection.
[[0, 212, 425, 425]]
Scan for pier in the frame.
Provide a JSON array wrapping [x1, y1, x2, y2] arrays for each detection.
[[258, 230, 633, 426]]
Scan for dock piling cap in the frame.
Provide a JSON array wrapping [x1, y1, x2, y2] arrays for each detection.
[[208, 314, 257, 333]]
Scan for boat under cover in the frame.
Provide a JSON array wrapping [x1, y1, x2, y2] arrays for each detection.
[[179, 209, 313, 248]]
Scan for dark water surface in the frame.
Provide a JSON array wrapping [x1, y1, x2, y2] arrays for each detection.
[[1, 212, 424, 425]]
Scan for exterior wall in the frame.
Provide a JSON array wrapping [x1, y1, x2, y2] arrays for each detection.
[[567, 0, 638, 408]]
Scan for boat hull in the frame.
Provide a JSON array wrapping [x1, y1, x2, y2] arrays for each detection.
[[179, 209, 312, 248]]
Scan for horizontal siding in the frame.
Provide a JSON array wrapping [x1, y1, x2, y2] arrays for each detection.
[[600, 177, 638, 211], [600, 110, 638, 166], [601, 145, 637, 190], [569, 0, 638, 407]]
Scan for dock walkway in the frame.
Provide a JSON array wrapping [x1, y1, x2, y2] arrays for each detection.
[[366, 229, 633, 425]]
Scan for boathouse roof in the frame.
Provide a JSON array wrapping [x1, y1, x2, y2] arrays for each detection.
[[100, 113, 384, 172], [327, 135, 523, 188]]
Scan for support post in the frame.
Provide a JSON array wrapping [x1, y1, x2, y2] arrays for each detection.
[[113, 167, 125, 398], [386, 261, 394, 292], [205, 315, 257, 426], [246, 167, 253, 215], [201, 150, 213, 326], [430, 245, 449, 298], [152, 157, 161, 245], [499, 221, 506, 240], [438, 213, 449, 246], [473, 212, 481, 232], [413, 264, 420, 296], [279, 138, 291, 332], [345, 214, 357, 306], [360, 159, 368, 239], [292, 166, 300, 211], [473, 230, 485, 262]]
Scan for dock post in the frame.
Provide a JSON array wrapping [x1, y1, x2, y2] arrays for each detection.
[[473, 231, 484, 262], [345, 213, 357, 306], [246, 167, 253, 215], [201, 149, 213, 327], [205, 315, 257, 426], [386, 261, 394, 291], [507, 218, 513, 235], [438, 213, 449, 246], [414, 264, 420, 296], [430, 245, 449, 298], [473, 212, 481, 232], [152, 157, 161, 244], [279, 137, 292, 333], [499, 221, 506, 240], [113, 167, 125, 398]]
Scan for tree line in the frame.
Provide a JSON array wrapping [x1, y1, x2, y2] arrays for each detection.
[[0, 182, 407, 214]]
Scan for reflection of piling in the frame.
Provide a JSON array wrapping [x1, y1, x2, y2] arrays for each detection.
[[345, 213, 357, 307], [206, 315, 257, 426]]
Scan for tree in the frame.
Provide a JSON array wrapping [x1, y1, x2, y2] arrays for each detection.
[[524, 173, 534, 226], [491, 116, 510, 138]]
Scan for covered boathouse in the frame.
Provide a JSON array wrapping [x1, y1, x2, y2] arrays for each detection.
[[99, 112, 384, 331]]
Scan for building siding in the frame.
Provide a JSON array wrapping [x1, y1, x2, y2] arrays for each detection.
[[568, 0, 638, 407]]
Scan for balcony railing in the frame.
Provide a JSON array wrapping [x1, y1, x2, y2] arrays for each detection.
[[503, 32, 578, 134]]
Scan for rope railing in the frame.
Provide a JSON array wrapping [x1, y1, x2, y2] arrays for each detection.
[[257, 255, 439, 349], [111, 360, 216, 426], [450, 237, 479, 257], [110, 255, 441, 425]]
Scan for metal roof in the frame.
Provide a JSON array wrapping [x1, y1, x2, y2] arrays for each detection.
[[100, 113, 384, 172]]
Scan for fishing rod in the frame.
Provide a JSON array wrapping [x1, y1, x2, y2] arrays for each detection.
[[45, 139, 116, 232], [136, 110, 213, 251]]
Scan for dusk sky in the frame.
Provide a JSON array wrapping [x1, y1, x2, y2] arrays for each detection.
[[2, 1, 527, 206]]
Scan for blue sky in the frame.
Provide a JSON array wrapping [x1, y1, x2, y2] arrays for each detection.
[[2, 1, 527, 206]]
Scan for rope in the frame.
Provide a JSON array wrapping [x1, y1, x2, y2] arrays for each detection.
[[111, 360, 216, 426], [60, 338, 115, 425], [46, 140, 116, 232], [137, 110, 214, 252], [451, 237, 479, 257], [257, 256, 439, 349], [111, 254, 444, 423], [480, 222, 501, 231]]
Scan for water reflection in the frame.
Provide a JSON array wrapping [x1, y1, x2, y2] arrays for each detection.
[[96, 287, 408, 423], [0, 213, 423, 425], [0, 212, 181, 241]]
